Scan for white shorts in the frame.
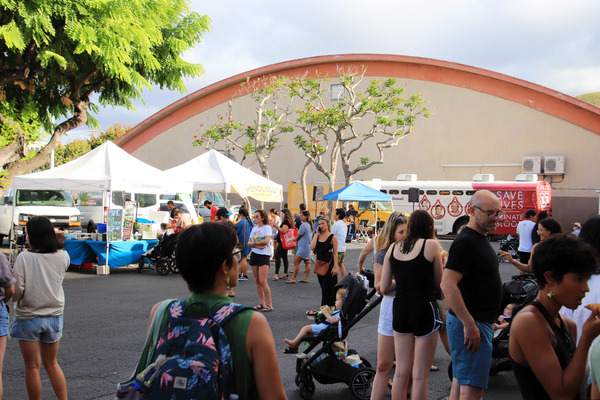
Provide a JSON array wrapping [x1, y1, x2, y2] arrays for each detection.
[[377, 295, 394, 337]]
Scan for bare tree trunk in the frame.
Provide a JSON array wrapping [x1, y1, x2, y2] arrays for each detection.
[[300, 159, 311, 206], [0, 100, 89, 196]]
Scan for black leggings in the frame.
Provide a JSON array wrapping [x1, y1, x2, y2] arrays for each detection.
[[318, 272, 337, 306], [274, 244, 289, 275]]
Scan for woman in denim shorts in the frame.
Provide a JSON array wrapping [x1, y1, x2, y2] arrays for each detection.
[[10, 217, 70, 400], [0, 252, 15, 398]]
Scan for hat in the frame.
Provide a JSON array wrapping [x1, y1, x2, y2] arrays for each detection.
[[573, 222, 582, 228], [216, 207, 232, 218], [525, 209, 537, 218]]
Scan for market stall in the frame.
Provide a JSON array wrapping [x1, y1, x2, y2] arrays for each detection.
[[165, 149, 283, 203], [12, 142, 191, 274]]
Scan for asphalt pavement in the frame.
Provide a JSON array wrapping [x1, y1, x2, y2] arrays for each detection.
[[2, 240, 523, 399]]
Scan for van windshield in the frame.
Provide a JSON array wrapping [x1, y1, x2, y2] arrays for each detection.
[[16, 190, 75, 207], [194, 191, 227, 207]]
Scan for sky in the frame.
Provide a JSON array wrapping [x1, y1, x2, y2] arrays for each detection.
[[68, 0, 600, 141]]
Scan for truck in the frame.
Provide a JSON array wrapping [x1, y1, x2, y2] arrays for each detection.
[[359, 174, 552, 236], [0, 188, 81, 244]]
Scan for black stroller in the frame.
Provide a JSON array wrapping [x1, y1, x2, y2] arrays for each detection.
[[294, 274, 381, 400], [497, 234, 519, 263], [137, 231, 179, 275], [447, 273, 539, 380]]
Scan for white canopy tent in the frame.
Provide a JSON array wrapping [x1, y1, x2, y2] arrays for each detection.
[[12, 141, 191, 272], [165, 149, 283, 203], [13, 141, 188, 194]]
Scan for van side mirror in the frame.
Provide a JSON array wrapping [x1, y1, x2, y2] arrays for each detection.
[[3, 196, 12, 205]]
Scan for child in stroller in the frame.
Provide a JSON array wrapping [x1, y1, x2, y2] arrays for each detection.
[[283, 289, 345, 354], [138, 225, 178, 275], [291, 274, 380, 400]]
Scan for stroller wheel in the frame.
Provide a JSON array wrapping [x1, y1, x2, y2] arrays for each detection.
[[298, 378, 315, 400], [295, 372, 302, 387], [156, 259, 170, 276], [350, 367, 375, 400]]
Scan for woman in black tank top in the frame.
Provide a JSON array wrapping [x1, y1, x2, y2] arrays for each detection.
[[509, 236, 600, 400], [380, 210, 443, 400]]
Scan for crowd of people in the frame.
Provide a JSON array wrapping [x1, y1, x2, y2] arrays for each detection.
[[4, 193, 600, 400]]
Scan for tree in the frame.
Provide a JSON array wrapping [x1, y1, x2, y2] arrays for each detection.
[[0, 0, 210, 195], [290, 66, 429, 199], [40, 123, 131, 170], [192, 75, 296, 179]]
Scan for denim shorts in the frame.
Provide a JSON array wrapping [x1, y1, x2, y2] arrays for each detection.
[[0, 302, 8, 337], [446, 312, 493, 388], [10, 315, 64, 343]]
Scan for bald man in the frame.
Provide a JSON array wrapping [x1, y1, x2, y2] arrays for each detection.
[[441, 190, 503, 400]]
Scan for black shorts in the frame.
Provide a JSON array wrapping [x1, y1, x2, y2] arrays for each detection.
[[249, 253, 270, 267], [393, 298, 443, 337]]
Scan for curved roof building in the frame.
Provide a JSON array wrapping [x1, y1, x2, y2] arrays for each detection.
[[117, 54, 600, 225]]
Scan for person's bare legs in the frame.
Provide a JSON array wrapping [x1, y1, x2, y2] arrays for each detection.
[[19, 340, 43, 400], [256, 264, 272, 308], [283, 325, 313, 349], [411, 332, 439, 400], [392, 333, 415, 400], [40, 341, 67, 400], [370, 333, 395, 400], [0, 335, 7, 398], [338, 261, 346, 278], [252, 265, 265, 306], [449, 379, 483, 400], [240, 255, 248, 277], [303, 259, 311, 281], [289, 256, 301, 282]]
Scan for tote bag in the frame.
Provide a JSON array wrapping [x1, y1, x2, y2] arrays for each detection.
[[281, 220, 298, 250]]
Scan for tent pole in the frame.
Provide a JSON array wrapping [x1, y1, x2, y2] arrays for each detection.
[[8, 191, 16, 265]]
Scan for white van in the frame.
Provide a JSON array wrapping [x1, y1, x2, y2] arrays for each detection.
[[0, 188, 81, 243], [74, 190, 160, 232]]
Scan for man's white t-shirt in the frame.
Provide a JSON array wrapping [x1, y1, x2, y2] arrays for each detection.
[[332, 220, 348, 253], [516, 219, 535, 252]]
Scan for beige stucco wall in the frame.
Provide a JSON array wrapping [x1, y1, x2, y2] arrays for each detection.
[[130, 75, 600, 227]]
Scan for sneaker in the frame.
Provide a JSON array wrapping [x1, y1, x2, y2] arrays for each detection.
[[238, 274, 248, 281]]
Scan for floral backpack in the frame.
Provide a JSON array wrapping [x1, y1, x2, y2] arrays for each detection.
[[133, 300, 251, 400]]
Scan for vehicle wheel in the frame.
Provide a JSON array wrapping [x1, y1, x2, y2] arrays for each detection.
[[295, 373, 302, 387], [298, 378, 315, 400], [350, 367, 375, 400], [170, 263, 179, 274], [156, 259, 170, 276], [87, 220, 97, 233]]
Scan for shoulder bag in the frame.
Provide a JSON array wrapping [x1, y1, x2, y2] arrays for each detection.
[[281, 219, 298, 251]]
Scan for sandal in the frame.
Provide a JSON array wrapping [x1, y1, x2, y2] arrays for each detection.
[[299, 280, 309, 283], [285, 280, 296, 284], [272, 275, 279, 281], [283, 346, 298, 354], [262, 305, 274, 312], [254, 304, 266, 311], [281, 274, 289, 279]]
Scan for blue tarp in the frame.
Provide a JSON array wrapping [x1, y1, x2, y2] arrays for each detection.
[[64, 239, 158, 268], [323, 182, 392, 202]]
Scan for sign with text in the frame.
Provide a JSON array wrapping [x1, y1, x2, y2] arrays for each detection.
[[122, 201, 135, 241], [106, 209, 123, 242]]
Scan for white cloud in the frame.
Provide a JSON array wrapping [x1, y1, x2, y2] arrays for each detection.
[[88, 0, 600, 132]]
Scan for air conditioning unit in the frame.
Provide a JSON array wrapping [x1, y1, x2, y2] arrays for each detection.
[[396, 174, 418, 181], [472, 174, 494, 182], [544, 156, 565, 174], [515, 173, 539, 182], [522, 156, 542, 174]]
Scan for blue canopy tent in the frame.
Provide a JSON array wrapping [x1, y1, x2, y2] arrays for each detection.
[[323, 182, 392, 240]]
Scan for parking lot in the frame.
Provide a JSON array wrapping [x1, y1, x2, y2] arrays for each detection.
[[1, 240, 522, 399]]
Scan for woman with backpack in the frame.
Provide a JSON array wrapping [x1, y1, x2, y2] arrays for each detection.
[[134, 222, 286, 400], [235, 207, 253, 281]]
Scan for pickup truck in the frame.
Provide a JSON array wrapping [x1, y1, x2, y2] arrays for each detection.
[[0, 188, 81, 244]]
